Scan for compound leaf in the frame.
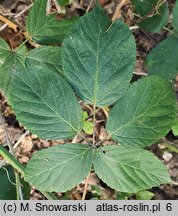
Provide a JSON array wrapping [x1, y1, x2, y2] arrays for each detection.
[[62, 6, 136, 107], [106, 76, 176, 147], [26, 46, 63, 74], [10, 65, 82, 140], [145, 36, 178, 80], [93, 145, 171, 193], [25, 144, 93, 192], [26, 0, 76, 45], [173, 0, 178, 33]]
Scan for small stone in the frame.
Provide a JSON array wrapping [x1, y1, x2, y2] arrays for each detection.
[[20, 155, 29, 164], [21, 136, 33, 155], [162, 151, 173, 163], [31, 134, 38, 139], [41, 139, 50, 148]]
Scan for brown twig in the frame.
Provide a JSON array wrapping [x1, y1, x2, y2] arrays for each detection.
[[112, 0, 128, 21], [82, 174, 90, 200], [0, 3, 33, 35], [86, 0, 94, 13], [0, 15, 18, 31], [13, 130, 30, 149]]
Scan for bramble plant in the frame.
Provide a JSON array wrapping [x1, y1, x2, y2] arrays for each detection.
[[0, 0, 177, 200]]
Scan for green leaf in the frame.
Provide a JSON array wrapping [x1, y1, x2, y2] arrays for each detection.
[[25, 144, 93, 192], [83, 122, 93, 135], [173, 0, 178, 33], [136, 190, 154, 200], [106, 76, 176, 147], [93, 145, 171, 193], [26, 0, 77, 45], [139, 3, 169, 33], [62, 6, 136, 107], [0, 53, 25, 99], [131, 0, 169, 33], [0, 37, 11, 66], [172, 119, 178, 136], [82, 111, 93, 135], [131, 0, 158, 16], [0, 166, 30, 200], [145, 36, 178, 80], [10, 65, 82, 140], [26, 46, 63, 74], [56, 0, 70, 7]]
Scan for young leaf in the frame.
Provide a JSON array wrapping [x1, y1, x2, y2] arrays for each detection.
[[0, 37, 11, 66], [56, 0, 70, 7], [10, 65, 82, 140], [26, 46, 63, 74], [106, 76, 176, 147], [62, 6, 136, 107], [93, 145, 171, 193], [145, 36, 178, 80], [136, 190, 154, 200], [25, 144, 93, 192], [172, 119, 178, 136], [26, 0, 77, 45], [0, 53, 24, 100], [82, 111, 93, 135], [173, 0, 178, 33]]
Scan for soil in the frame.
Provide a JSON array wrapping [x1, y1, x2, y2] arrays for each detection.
[[0, 0, 178, 200]]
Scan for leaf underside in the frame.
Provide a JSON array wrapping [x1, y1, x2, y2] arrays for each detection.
[[106, 76, 176, 147], [94, 145, 171, 193], [25, 144, 93, 192], [10, 65, 82, 140], [62, 6, 136, 107]]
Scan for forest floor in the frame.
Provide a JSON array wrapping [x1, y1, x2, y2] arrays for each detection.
[[0, 0, 178, 200]]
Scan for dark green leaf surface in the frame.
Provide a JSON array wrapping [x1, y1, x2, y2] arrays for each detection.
[[0, 53, 24, 99], [26, 0, 77, 44], [26, 46, 63, 74], [93, 145, 171, 193], [25, 144, 93, 192], [106, 76, 176, 147], [131, 0, 169, 32], [0, 166, 30, 200], [173, 0, 178, 32], [62, 6, 136, 107], [139, 3, 169, 33], [10, 65, 82, 140], [145, 36, 178, 80], [131, 0, 158, 16], [0, 37, 11, 66]]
